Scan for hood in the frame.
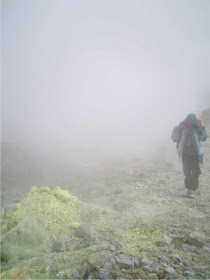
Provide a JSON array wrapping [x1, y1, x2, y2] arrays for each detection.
[[183, 114, 198, 126]]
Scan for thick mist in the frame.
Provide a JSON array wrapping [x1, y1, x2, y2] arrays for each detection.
[[2, 0, 210, 165]]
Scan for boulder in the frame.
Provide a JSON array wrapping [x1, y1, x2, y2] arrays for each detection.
[[74, 225, 92, 240], [187, 231, 206, 247], [182, 244, 196, 252], [203, 243, 210, 253], [164, 266, 179, 279], [141, 257, 154, 267], [98, 262, 112, 279], [164, 235, 172, 245], [72, 269, 82, 279], [141, 258, 161, 273], [171, 253, 181, 263], [115, 254, 135, 269]]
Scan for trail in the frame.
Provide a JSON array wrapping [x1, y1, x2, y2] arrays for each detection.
[[1, 122, 210, 280]]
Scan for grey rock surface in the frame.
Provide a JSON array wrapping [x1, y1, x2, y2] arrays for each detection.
[[182, 244, 197, 252], [115, 254, 135, 269], [164, 266, 179, 279], [187, 231, 206, 247]]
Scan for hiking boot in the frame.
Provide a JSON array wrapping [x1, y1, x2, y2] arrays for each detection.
[[190, 191, 196, 198], [186, 190, 196, 198]]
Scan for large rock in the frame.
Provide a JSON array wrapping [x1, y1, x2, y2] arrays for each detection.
[[115, 254, 136, 269], [203, 243, 210, 253], [171, 253, 181, 263], [74, 225, 92, 240], [141, 258, 161, 273], [98, 262, 113, 279], [182, 243, 196, 252], [163, 234, 172, 245], [164, 266, 179, 279], [183, 270, 195, 278], [141, 257, 154, 267], [187, 231, 206, 247]]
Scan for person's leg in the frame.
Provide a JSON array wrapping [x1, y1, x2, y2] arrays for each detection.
[[184, 176, 191, 190], [191, 156, 201, 192], [182, 154, 192, 191]]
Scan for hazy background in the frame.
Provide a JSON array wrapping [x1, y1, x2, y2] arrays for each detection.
[[1, 0, 210, 165]]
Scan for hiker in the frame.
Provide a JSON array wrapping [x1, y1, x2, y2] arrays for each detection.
[[171, 113, 207, 198]]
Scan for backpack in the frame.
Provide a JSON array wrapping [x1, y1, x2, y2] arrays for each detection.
[[171, 126, 182, 143]]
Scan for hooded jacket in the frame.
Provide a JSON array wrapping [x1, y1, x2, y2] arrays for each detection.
[[171, 114, 207, 161]]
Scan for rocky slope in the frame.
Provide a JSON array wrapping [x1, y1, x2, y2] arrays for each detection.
[[1, 111, 210, 280]]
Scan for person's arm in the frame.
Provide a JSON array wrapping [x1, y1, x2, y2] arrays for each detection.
[[197, 126, 207, 142]]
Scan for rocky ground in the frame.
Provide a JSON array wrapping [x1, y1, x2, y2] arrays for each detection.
[[1, 112, 210, 280]]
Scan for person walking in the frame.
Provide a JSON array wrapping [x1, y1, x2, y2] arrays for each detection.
[[171, 113, 207, 198]]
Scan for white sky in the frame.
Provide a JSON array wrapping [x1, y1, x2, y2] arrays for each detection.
[[1, 0, 210, 160]]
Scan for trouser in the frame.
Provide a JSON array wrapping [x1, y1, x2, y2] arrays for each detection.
[[182, 154, 201, 191]]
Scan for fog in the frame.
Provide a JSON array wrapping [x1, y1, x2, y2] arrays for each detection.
[[1, 0, 210, 165]]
